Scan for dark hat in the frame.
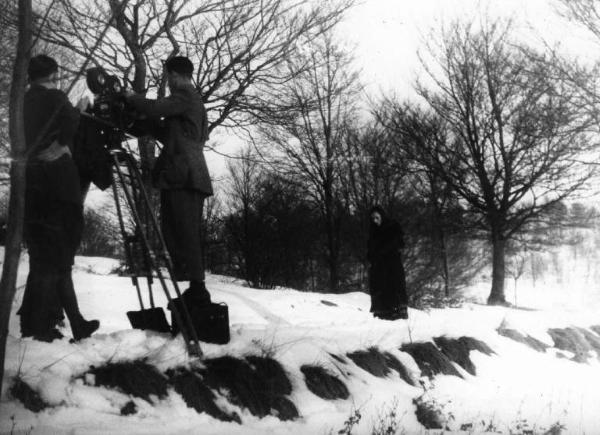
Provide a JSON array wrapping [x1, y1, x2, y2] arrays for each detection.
[[164, 56, 194, 77], [369, 205, 386, 218], [28, 54, 58, 81]]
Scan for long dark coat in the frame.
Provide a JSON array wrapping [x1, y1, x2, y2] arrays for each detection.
[[367, 217, 408, 314], [126, 85, 212, 284]]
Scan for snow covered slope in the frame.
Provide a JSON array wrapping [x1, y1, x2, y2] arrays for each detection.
[[2, 246, 600, 434]]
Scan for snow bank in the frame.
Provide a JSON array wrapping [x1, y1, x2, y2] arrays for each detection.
[[1, 241, 600, 433]]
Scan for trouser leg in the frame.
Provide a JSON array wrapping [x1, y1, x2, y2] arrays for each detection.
[[57, 269, 84, 328], [161, 189, 210, 302], [19, 260, 61, 336]]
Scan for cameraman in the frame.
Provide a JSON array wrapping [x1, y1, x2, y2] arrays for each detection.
[[18, 55, 99, 342], [126, 56, 213, 307]]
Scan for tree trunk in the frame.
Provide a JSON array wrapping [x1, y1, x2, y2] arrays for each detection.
[[326, 215, 339, 292], [440, 230, 450, 297], [488, 231, 507, 305], [324, 189, 339, 293], [431, 194, 450, 297], [0, 0, 32, 392]]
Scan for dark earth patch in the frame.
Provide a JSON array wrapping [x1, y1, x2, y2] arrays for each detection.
[[301, 365, 349, 400], [547, 328, 593, 363], [10, 378, 49, 412], [87, 360, 168, 402], [434, 336, 477, 375], [413, 396, 445, 429], [168, 368, 240, 423], [382, 352, 416, 386], [401, 342, 462, 379], [497, 328, 549, 353], [458, 336, 494, 356], [201, 355, 298, 421], [576, 328, 600, 356], [432, 336, 494, 376], [347, 347, 390, 378], [120, 401, 137, 416], [246, 355, 293, 396]]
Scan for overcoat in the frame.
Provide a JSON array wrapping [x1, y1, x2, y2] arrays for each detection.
[[127, 84, 213, 195], [367, 217, 408, 314]]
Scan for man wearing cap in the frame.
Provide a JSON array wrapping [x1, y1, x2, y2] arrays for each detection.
[[126, 56, 213, 307], [18, 54, 100, 342]]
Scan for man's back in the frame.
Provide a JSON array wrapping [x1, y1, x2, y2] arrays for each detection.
[[24, 85, 81, 204], [24, 84, 79, 153]]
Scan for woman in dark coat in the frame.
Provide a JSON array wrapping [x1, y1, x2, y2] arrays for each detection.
[[367, 206, 408, 320]]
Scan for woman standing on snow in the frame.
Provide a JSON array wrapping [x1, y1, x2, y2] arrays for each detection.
[[367, 206, 408, 320]]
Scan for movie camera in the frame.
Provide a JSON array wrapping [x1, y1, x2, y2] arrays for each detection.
[[85, 66, 135, 131]]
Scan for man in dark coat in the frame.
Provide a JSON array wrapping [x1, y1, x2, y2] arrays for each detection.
[[367, 206, 408, 320], [126, 56, 213, 305], [18, 54, 100, 342]]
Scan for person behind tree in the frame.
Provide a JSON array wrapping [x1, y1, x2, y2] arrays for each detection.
[[18, 54, 100, 342], [125, 56, 213, 308], [367, 205, 409, 320]]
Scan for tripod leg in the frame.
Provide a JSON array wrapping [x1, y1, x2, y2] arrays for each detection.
[[112, 151, 202, 356], [111, 163, 145, 311]]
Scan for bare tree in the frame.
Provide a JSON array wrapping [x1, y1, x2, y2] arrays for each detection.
[[258, 31, 360, 292], [375, 104, 469, 297], [553, 0, 600, 127], [39, 0, 355, 168], [224, 146, 263, 283], [343, 123, 406, 214], [0, 3, 19, 183], [340, 123, 407, 289], [385, 19, 596, 305], [184, 0, 354, 134], [556, 0, 600, 42], [40, 0, 227, 183], [0, 0, 31, 392]]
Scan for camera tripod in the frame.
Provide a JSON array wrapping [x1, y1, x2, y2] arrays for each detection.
[[106, 137, 202, 357]]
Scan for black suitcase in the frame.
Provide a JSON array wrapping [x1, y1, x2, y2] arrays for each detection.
[[169, 299, 230, 344]]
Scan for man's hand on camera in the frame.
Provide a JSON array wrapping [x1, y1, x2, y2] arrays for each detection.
[[124, 92, 148, 119], [37, 141, 71, 162]]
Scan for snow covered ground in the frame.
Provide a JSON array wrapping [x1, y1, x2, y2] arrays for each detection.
[[2, 236, 600, 434]]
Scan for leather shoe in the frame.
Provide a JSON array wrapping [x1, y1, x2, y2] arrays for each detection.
[[31, 328, 63, 342], [72, 319, 100, 341]]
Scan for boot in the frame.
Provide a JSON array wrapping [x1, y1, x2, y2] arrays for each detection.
[[32, 328, 64, 343], [58, 271, 100, 341], [71, 319, 100, 341]]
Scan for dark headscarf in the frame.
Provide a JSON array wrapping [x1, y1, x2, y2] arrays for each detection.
[[369, 205, 386, 219], [369, 205, 387, 235]]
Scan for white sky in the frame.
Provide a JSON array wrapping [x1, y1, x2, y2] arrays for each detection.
[[337, 0, 597, 99], [208, 0, 599, 179]]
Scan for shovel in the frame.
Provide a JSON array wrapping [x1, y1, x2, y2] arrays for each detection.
[[124, 232, 170, 333], [126, 275, 171, 333]]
